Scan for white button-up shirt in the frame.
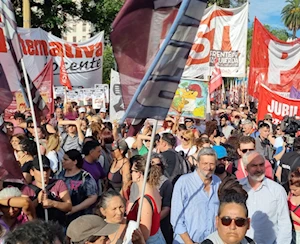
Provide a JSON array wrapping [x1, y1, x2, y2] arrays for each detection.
[[239, 177, 292, 244]]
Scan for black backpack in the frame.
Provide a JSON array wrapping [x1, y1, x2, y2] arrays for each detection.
[[167, 149, 192, 185], [28, 180, 66, 226]]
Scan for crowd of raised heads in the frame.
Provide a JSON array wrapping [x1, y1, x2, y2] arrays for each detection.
[[1, 99, 300, 244]]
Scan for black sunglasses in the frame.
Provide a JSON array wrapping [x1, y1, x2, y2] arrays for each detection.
[[220, 216, 247, 227], [241, 148, 254, 154]]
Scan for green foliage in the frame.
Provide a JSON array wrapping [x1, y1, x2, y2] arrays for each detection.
[[80, 0, 124, 40], [281, 0, 300, 38], [207, 0, 230, 7], [13, 0, 79, 37], [103, 45, 115, 84]]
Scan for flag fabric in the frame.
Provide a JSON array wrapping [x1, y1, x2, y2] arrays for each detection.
[[59, 57, 72, 90], [209, 58, 223, 93], [0, 130, 24, 184], [111, 0, 208, 121], [33, 58, 54, 114], [0, 0, 49, 121], [290, 86, 300, 99], [0, 0, 22, 62], [229, 79, 234, 105], [249, 18, 300, 98], [0, 63, 13, 113], [234, 78, 239, 104]]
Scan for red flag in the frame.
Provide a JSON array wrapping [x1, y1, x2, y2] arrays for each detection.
[[249, 18, 300, 98], [60, 58, 72, 90], [209, 58, 223, 93], [33, 58, 54, 115]]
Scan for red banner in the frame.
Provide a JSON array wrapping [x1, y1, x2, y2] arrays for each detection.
[[258, 85, 300, 124], [249, 18, 300, 98]]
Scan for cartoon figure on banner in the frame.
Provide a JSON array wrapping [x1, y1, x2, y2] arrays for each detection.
[[170, 79, 208, 119]]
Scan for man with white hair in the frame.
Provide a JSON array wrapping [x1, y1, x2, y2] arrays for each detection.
[[241, 120, 254, 136], [239, 150, 291, 244], [171, 147, 221, 243]]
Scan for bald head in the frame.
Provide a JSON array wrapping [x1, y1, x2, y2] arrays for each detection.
[[242, 151, 265, 182]]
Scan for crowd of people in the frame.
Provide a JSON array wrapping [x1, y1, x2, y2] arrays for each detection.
[[1, 99, 300, 244]]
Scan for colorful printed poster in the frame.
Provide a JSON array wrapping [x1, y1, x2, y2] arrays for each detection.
[[169, 79, 208, 119]]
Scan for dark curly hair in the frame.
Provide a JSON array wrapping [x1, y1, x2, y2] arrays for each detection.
[[3, 219, 64, 244], [218, 177, 248, 217]]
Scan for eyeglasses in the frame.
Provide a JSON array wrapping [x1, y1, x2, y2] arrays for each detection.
[[181, 137, 190, 142], [220, 216, 248, 227], [266, 118, 272, 121], [241, 148, 254, 154], [276, 128, 280, 131], [144, 140, 150, 143]]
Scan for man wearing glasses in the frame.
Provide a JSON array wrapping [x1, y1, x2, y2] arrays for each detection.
[[239, 150, 291, 244], [234, 136, 273, 180]]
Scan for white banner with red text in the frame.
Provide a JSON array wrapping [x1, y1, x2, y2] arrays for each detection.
[[13, 28, 104, 90], [183, 3, 248, 79]]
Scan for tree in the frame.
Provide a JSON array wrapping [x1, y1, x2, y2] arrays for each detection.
[[13, 0, 79, 37], [80, 0, 124, 40], [207, 0, 230, 7], [281, 0, 300, 39]]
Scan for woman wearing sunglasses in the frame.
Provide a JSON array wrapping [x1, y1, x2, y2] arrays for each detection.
[[175, 129, 197, 156], [201, 178, 255, 244]]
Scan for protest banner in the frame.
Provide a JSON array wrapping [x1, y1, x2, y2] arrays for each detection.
[[249, 18, 300, 98], [9, 28, 104, 89], [109, 69, 125, 122], [169, 79, 208, 119], [94, 84, 109, 103], [54, 86, 65, 100], [257, 85, 300, 125], [184, 3, 248, 79]]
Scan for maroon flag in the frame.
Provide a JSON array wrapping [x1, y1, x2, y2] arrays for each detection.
[[111, 0, 207, 123], [110, 0, 183, 113], [33, 58, 54, 115], [0, 131, 24, 184], [0, 0, 49, 122]]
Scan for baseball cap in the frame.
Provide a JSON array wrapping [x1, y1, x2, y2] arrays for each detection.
[[184, 118, 194, 123], [100, 108, 106, 113], [67, 215, 119, 243], [112, 139, 128, 152], [213, 145, 228, 159], [125, 137, 136, 149], [78, 107, 86, 114], [32, 155, 51, 170]]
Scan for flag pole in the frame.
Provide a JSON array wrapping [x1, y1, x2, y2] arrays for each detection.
[[136, 119, 158, 224], [20, 58, 48, 221]]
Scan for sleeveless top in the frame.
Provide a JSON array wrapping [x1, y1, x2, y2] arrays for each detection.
[[288, 194, 300, 226], [108, 160, 126, 192], [127, 194, 160, 236]]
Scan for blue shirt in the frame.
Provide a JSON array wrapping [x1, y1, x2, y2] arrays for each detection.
[[171, 171, 221, 243], [239, 177, 292, 244]]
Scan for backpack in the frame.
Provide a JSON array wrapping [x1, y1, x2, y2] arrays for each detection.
[[167, 149, 192, 185], [28, 180, 66, 226], [61, 133, 82, 152]]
